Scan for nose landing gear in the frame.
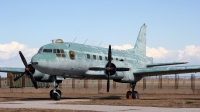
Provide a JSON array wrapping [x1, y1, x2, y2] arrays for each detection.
[[49, 76, 62, 100]]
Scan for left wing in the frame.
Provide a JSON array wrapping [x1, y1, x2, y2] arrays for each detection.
[[0, 67, 24, 73], [134, 65, 200, 76], [146, 62, 188, 67]]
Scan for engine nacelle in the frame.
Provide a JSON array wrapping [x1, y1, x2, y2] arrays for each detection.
[[113, 74, 143, 83], [33, 70, 52, 82]]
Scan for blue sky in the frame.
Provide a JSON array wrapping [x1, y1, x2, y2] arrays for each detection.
[[0, 0, 200, 77], [1, 0, 199, 49]]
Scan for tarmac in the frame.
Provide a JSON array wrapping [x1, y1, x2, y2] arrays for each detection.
[[0, 99, 199, 112]]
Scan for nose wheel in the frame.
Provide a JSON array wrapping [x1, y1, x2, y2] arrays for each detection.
[[49, 90, 62, 100], [50, 75, 62, 100]]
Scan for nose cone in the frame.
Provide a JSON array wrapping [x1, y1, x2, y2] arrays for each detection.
[[31, 54, 45, 69]]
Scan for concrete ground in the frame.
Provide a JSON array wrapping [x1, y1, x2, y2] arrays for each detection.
[[0, 99, 199, 112]]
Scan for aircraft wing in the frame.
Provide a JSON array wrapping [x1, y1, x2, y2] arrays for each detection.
[[0, 67, 24, 73], [134, 65, 200, 76], [146, 62, 188, 67]]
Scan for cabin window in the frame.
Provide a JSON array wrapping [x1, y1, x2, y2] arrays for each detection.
[[69, 50, 75, 60], [43, 49, 52, 53], [116, 58, 118, 61], [87, 54, 90, 59], [119, 59, 124, 61], [105, 56, 108, 60], [99, 56, 102, 60], [93, 55, 96, 60]]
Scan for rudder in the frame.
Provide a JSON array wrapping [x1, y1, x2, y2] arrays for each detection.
[[134, 23, 146, 55]]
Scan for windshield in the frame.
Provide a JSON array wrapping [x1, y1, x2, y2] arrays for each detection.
[[38, 47, 43, 53], [43, 49, 53, 53]]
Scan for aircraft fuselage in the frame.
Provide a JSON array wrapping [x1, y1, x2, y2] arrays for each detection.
[[31, 42, 152, 83]]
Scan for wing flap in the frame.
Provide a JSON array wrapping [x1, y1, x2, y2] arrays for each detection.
[[0, 67, 24, 73], [134, 65, 200, 76]]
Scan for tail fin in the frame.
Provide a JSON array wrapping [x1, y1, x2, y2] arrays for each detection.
[[134, 23, 146, 55]]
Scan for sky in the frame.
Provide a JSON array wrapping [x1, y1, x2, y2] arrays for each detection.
[[0, 0, 200, 77]]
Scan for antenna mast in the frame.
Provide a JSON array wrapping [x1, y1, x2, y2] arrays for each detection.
[[73, 37, 77, 43], [83, 39, 88, 45], [98, 42, 102, 47]]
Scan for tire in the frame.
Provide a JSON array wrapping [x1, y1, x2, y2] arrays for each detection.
[[126, 91, 132, 99], [132, 91, 139, 99], [56, 90, 62, 98], [50, 90, 53, 99], [53, 93, 60, 100]]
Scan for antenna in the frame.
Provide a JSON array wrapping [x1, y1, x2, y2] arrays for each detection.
[[73, 37, 77, 43], [83, 39, 88, 45], [52, 40, 54, 43], [98, 42, 102, 47], [51, 39, 56, 43]]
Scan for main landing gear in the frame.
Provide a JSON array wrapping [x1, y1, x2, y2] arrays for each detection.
[[49, 75, 62, 100], [126, 83, 139, 99]]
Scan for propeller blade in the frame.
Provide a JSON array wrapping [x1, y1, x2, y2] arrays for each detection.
[[88, 67, 105, 71], [107, 73, 110, 92], [19, 51, 28, 68], [116, 68, 130, 71], [108, 45, 112, 67], [28, 72, 38, 89], [14, 72, 26, 82]]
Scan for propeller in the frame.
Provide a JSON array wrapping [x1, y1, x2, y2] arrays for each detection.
[[88, 45, 130, 92], [14, 51, 38, 89]]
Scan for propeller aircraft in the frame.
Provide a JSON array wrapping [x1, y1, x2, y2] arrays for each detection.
[[1, 24, 200, 100]]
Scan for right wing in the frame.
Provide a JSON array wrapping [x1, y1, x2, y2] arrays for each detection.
[[0, 67, 24, 73]]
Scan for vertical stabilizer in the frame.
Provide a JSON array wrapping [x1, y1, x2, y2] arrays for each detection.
[[134, 24, 146, 55]]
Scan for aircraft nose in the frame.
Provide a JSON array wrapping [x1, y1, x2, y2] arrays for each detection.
[[31, 54, 44, 65], [31, 55, 39, 65]]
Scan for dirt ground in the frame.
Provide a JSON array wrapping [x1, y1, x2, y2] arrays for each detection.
[[0, 93, 200, 111]]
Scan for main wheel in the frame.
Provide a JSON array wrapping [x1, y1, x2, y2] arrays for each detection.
[[50, 90, 53, 99], [53, 93, 60, 100], [132, 91, 139, 99], [126, 91, 132, 99]]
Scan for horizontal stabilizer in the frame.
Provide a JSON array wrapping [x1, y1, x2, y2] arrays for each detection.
[[134, 65, 200, 76], [146, 62, 188, 67]]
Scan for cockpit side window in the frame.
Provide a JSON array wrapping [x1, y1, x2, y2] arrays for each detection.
[[53, 49, 57, 53], [43, 49, 52, 53], [38, 47, 43, 53], [60, 49, 64, 53], [53, 49, 66, 58], [57, 49, 60, 53]]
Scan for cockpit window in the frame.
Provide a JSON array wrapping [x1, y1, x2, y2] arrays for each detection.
[[60, 49, 64, 53], [43, 49, 52, 53], [38, 47, 43, 53], [57, 49, 60, 53], [53, 49, 57, 53], [53, 49, 66, 58]]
